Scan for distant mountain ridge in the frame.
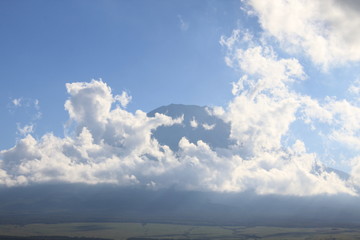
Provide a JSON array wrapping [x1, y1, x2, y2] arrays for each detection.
[[147, 104, 233, 151]]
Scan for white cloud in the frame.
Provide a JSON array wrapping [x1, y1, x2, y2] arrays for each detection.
[[219, 31, 304, 155], [216, 28, 358, 195], [231, 76, 246, 95], [115, 91, 132, 108], [300, 96, 333, 125], [175, 137, 353, 195], [0, 80, 185, 188], [202, 123, 215, 130], [299, 96, 360, 152], [4, 21, 357, 195], [65, 80, 113, 126], [189, 117, 198, 128], [1, 78, 354, 196], [246, 0, 360, 69], [327, 100, 360, 151], [220, 29, 241, 51], [219, 27, 360, 194], [12, 98, 22, 107]]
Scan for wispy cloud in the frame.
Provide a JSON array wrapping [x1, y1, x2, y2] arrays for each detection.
[[202, 123, 215, 130], [177, 14, 189, 31], [12, 98, 22, 107], [7, 97, 42, 124], [16, 123, 34, 136]]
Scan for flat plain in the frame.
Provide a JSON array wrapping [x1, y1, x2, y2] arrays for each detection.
[[1, 222, 360, 240]]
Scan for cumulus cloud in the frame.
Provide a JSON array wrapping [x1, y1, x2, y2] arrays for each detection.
[[1, 27, 358, 195], [245, 0, 360, 69], [115, 91, 132, 108], [216, 29, 358, 195], [1, 80, 184, 187], [0, 77, 355, 196], [216, 0, 360, 192], [219, 30, 304, 155]]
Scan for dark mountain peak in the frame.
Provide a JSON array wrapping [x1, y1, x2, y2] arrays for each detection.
[[147, 104, 232, 151], [148, 104, 209, 119]]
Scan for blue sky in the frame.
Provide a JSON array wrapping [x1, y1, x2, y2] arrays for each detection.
[[1, 0, 246, 149], [1, 0, 360, 195]]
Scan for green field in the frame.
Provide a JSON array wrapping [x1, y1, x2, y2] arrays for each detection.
[[1, 222, 360, 240]]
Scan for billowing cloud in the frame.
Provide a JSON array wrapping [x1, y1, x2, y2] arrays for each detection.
[[245, 0, 360, 69], [0, 78, 355, 196], [215, 0, 360, 193], [219, 30, 304, 155], [1, 80, 183, 187], [215, 28, 359, 195]]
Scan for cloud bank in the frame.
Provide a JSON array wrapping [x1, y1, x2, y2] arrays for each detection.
[[2, 0, 360, 197], [0, 78, 356, 196]]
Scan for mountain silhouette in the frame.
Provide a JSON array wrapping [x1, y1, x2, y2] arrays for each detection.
[[148, 104, 233, 151]]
